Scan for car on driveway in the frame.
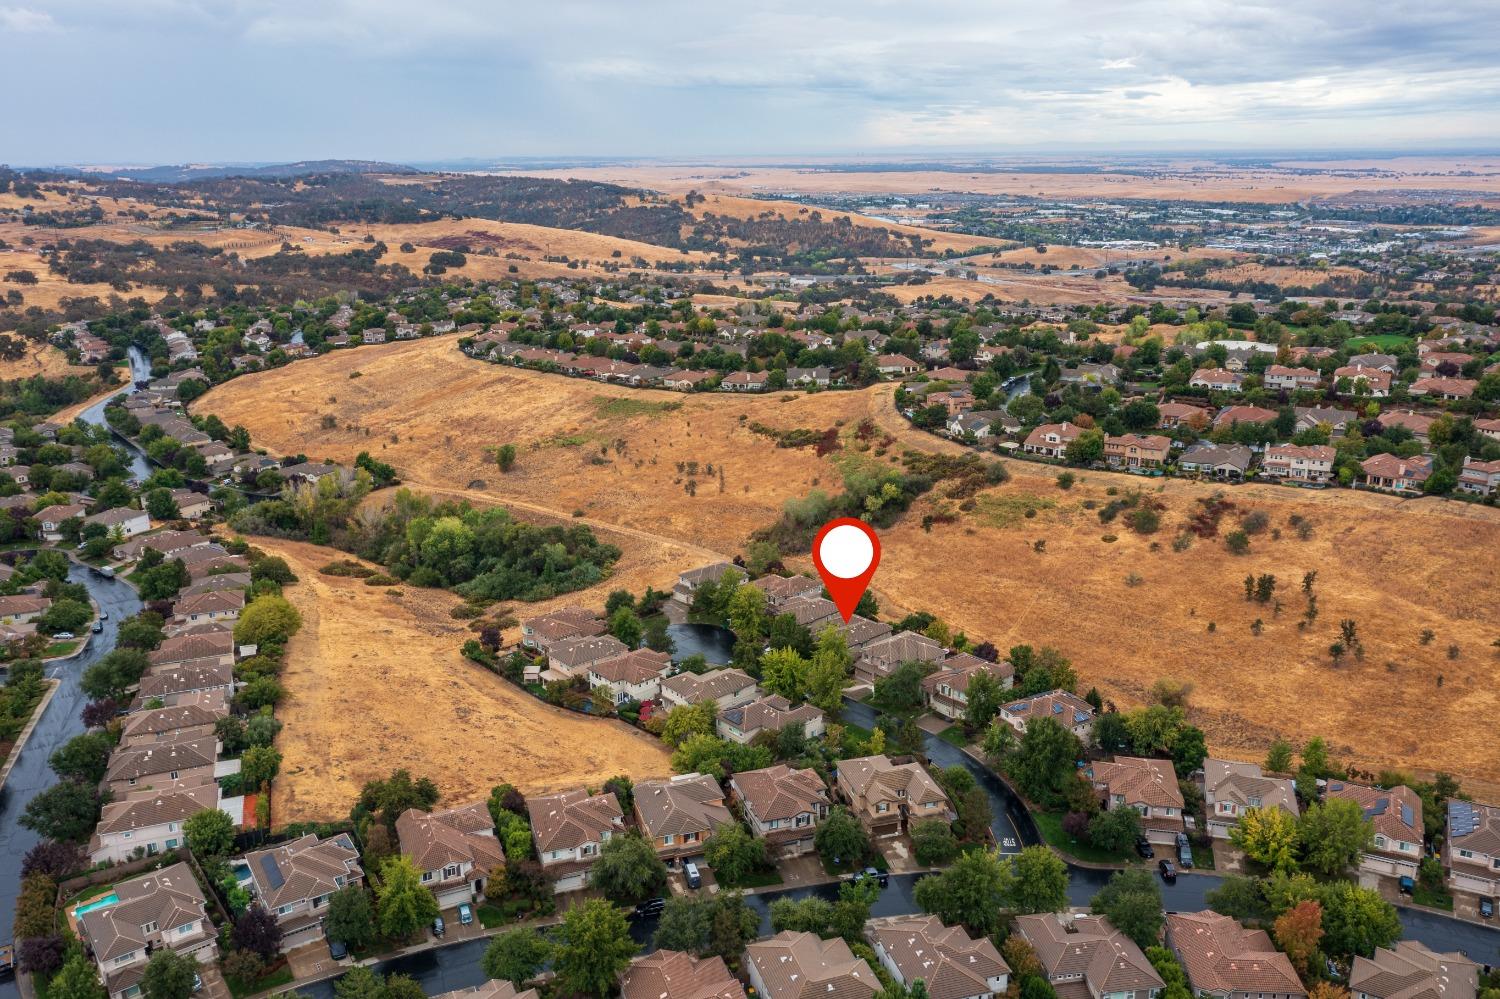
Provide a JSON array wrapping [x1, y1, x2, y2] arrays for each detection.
[[458, 903, 473, 926], [329, 940, 348, 961], [431, 916, 445, 938], [53, 632, 75, 640], [1158, 859, 1177, 883], [683, 861, 702, 889], [1176, 832, 1193, 868], [1134, 837, 1154, 859], [634, 897, 666, 919], [854, 867, 889, 888]]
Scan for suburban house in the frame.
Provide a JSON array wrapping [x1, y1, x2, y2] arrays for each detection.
[[834, 754, 953, 838], [1214, 405, 1278, 429], [841, 614, 893, 652], [746, 931, 880, 999], [150, 632, 236, 668], [1087, 756, 1186, 846], [729, 764, 831, 858], [779, 595, 843, 633], [547, 634, 629, 678], [528, 787, 624, 893], [921, 654, 1014, 721], [1157, 402, 1210, 429], [1293, 406, 1357, 437], [585, 648, 672, 706], [242, 833, 364, 951], [1189, 368, 1243, 391], [433, 982, 536, 999], [1202, 759, 1299, 840], [721, 370, 770, 392], [1263, 365, 1321, 391], [171, 589, 245, 626], [84, 507, 152, 539], [673, 563, 747, 605], [662, 370, 717, 391], [1178, 442, 1253, 480], [1015, 914, 1164, 999], [1261, 444, 1335, 484], [170, 490, 213, 519], [876, 354, 920, 377], [619, 951, 746, 999], [102, 737, 220, 798], [395, 802, 505, 908], [1022, 422, 1084, 459], [853, 631, 945, 686], [119, 694, 228, 744], [520, 606, 605, 652], [1349, 941, 1478, 999], [750, 573, 823, 608], [787, 366, 832, 388], [1165, 910, 1306, 999], [658, 668, 758, 711], [869, 916, 1009, 999], [1324, 780, 1423, 879], [717, 695, 825, 744], [1457, 456, 1500, 497], [1409, 376, 1476, 400], [89, 783, 234, 863], [1347, 352, 1399, 372], [997, 689, 1096, 739], [1059, 362, 1120, 387], [632, 773, 734, 863], [1444, 800, 1500, 904], [0, 594, 50, 625], [1360, 453, 1433, 494], [1332, 365, 1392, 396], [1104, 433, 1172, 470], [135, 662, 236, 704], [76, 863, 217, 999], [37, 502, 87, 541]]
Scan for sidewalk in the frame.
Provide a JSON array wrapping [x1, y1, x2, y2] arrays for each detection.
[[0, 678, 60, 792]]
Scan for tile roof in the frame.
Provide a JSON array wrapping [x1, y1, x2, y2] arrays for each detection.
[[871, 915, 1010, 999], [633, 773, 733, 839], [396, 802, 505, 873], [660, 668, 758, 705], [1000, 689, 1095, 729], [1349, 941, 1478, 999], [528, 787, 624, 854], [78, 862, 208, 962], [244, 833, 363, 910], [1089, 756, 1186, 810], [1167, 911, 1305, 997], [1202, 759, 1299, 816], [732, 765, 830, 824], [1016, 914, 1165, 998], [720, 695, 824, 736], [620, 950, 747, 999], [1325, 780, 1422, 846], [746, 931, 879, 999]]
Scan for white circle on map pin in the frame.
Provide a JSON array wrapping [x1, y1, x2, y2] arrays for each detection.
[[819, 524, 875, 579]]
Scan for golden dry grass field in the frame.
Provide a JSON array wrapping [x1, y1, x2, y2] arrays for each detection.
[[255, 536, 673, 826], [200, 339, 1500, 797], [0, 339, 90, 381]]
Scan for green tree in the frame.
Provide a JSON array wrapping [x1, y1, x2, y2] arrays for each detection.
[[761, 646, 811, 701], [1316, 881, 1400, 959], [481, 928, 551, 986], [325, 886, 375, 950], [653, 892, 758, 959], [140, 949, 198, 999], [183, 808, 235, 857], [660, 702, 716, 747], [1297, 798, 1374, 876], [20, 780, 99, 842], [496, 444, 517, 472], [240, 744, 282, 789], [234, 594, 302, 647], [49, 731, 113, 784], [609, 606, 643, 648], [552, 898, 638, 996], [703, 822, 767, 886], [588, 832, 668, 904], [806, 626, 852, 713], [1009, 845, 1070, 914], [963, 670, 1005, 731], [869, 660, 932, 716], [911, 818, 960, 865], [376, 855, 440, 940], [1007, 717, 1084, 806], [913, 848, 1012, 936], [49, 954, 107, 999], [1230, 806, 1300, 873], [727, 584, 768, 646], [814, 806, 870, 867], [1088, 807, 1142, 854], [1090, 868, 1163, 948]]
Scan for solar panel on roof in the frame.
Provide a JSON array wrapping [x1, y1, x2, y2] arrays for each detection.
[[258, 854, 285, 890], [1400, 803, 1414, 827], [1450, 801, 1478, 837]]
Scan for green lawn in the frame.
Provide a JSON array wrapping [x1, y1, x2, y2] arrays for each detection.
[[717, 867, 784, 889], [937, 725, 970, 748], [1189, 842, 1216, 870], [226, 963, 294, 999], [477, 903, 509, 928], [45, 640, 80, 658], [1345, 333, 1413, 351], [1412, 883, 1453, 911], [820, 851, 890, 877], [1033, 811, 1136, 865]]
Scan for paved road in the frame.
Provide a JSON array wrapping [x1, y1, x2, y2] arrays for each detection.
[[0, 566, 142, 999], [77, 345, 151, 482]]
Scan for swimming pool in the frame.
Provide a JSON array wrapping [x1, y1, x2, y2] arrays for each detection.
[[73, 893, 119, 919]]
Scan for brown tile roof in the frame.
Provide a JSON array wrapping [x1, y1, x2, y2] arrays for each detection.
[[1325, 780, 1422, 846], [633, 773, 733, 840], [589, 648, 672, 685], [173, 590, 246, 616], [1349, 941, 1478, 999], [1167, 911, 1305, 997], [528, 787, 624, 854], [922, 654, 1014, 695], [721, 695, 824, 737], [1202, 759, 1298, 816], [244, 833, 363, 910], [732, 765, 830, 824], [431, 983, 539, 999], [96, 782, 225, 835], [120, 699, 228, 742], [105, 736, 218, 783], [1446, 800, 1500, 875], [871, 915, 1009, 999], [1000, 689, 1095, 729], [1016, 914, 1164, 997], [77, 862, 208, 962], [835, 755, 951, 815], [549, 634, 628, 668], [1089, 756, 1185, 810], [660, 668, 757, 705], [750, 574, 824, 606], [746, 931, 879, 999], [396, 802, 505, 873], [621, 950, 747, 999], [136, 661, 233, 700], [151, 631, 235, 665]]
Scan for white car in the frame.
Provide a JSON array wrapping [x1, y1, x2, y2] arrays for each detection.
[[53, 632, 75, 640]]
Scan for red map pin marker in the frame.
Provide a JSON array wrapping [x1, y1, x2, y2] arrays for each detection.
[[812, 517, 881, 623]]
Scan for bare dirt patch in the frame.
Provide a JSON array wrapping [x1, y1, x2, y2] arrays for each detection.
[[259, 536, 673, 826]]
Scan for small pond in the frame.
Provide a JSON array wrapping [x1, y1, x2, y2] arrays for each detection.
[[666, 623, 736, 665]]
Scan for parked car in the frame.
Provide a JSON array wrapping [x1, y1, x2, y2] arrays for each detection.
[[1158, 859, 1177, 882], [1398, 876, 1415, 896], [1134, 837, 1154, 859], [458, 903, 473, 926], [192, 974, 203, 994], [91, 621, 103, 633], [1176, 832, 1192, 868], [98, 566, 115, 579], [855, 866, 889, 888], [432, 916, 445, 938], [1480, 897, 1494, 918], [683, 861, 702, 889], [634, 897, 666, 918], [328, 940, 348, 961], [100, 611, 109, 620], [53, 632, 74, 640]]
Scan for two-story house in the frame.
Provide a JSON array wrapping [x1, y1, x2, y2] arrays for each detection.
[[921, 654, 1014, 722], [1324, 780, 1423, 880], [620, 950, 745, 999], [658, 668, 759, 712], [171, 589, 245, 626], [84, 507, 153, 540], [997, 689, 1096, 739], [853, 631, 945, 687], [1165, 911, 1305, 999], [76, 863, 217, 999], [1104, 434, 1172, 470], [1350, 941, 1478, 999], [1261, 444, 1335, 484], [1087, 756, 1185, 847], [1015, 914, 1164, 999], [729, 764, 830, 859], [89, 783, 235, 864], [528, 787, 625, 893], [632, 773, 734, 865], [1444, 800, 1500, 908], [242, 833, 364, 950], [1201, 759, 1299, 840], [102, 737, 220, 798], [716, 695, 825, 744], [870, 915, 1010, 999], [395, 803, 505, 909], [546, 635, 628, 680], [746, 932, 880, 999], [585, 648, 672, 706], [1262, 365, 1321, 392], [834, 755, 953, 839], [1022, 422, 1084, 459]]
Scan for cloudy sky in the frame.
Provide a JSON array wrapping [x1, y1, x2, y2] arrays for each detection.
[[5, 0, 1499, 165]]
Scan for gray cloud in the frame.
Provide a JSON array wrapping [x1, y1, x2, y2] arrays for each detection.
[[4, 0, 1498, 162]]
